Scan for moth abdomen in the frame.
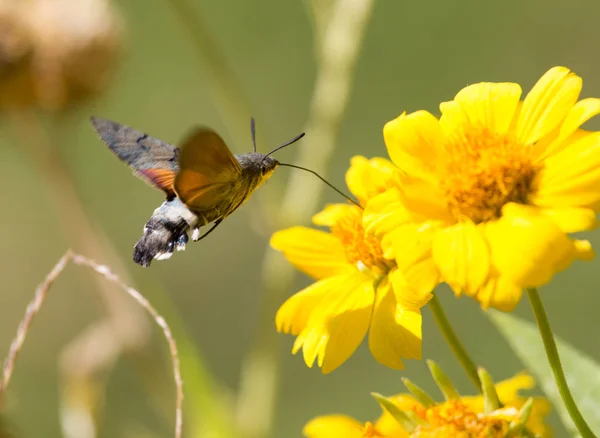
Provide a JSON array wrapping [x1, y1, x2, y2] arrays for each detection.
[[133, 199, 198, 267]]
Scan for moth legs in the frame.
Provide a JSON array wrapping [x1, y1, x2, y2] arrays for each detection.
[[191, 219, 223, 242]]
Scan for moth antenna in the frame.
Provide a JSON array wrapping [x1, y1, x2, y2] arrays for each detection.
[[278, 163, 362, 208], [250, 117, 257, 153], [265, 132, 305, 157]]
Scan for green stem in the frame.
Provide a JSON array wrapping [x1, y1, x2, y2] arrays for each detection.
[[428, 295, 481, 392], [526, 288, 596, 438], [167, 0, 255, 148]]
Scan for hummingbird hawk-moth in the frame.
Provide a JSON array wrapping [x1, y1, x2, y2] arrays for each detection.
[[91, 116, 359, 267], [91, 116, 308, 267]]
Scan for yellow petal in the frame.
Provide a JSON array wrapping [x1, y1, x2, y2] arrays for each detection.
[[389, 268, 435, 310], [494, 373, 535, 402], [303, 415, 363, 438], [383, 110, 445, 182], [507, 101, 523, 132], [294, 272, 374, 373], [561, 98, 600, 137], [484, 203, 578, 287], [276, 277, 342, 335], [438, 100, 466, 137], [532, 131, 600, 210], [541, 207, 598, 233], [525, 399, 553, 438], [271, 227, 350, 279], [369, 279, 422, 369], [432, 221, 490, 295], [390, 223, 436, 267], [495, 373, 553, 438], [440, 82, 522, 134], [475, 273, 523, 311], [312, 204, 355, 227], [363, 188, 413, 238], [516, 66, 582, 145], [398, 176, 454, 223], [574, 240, 595, 261], [461, 372, 533, 411], [387, 225, 439, 307], [345, 155, 398, 204], [533, 98, 600, 161], [363, 183, 450, 246]]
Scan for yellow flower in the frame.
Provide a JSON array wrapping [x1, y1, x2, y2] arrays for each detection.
[[271, 156, 429, 373], [303, 374, 551, 438], [365, 66, 598, 311]]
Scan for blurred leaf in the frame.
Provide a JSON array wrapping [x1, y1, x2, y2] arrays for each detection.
[[142, 282, 237, 438], [179, 334, 237, 438], [0, 415, 15, 438], [489, 310, 600, 436]]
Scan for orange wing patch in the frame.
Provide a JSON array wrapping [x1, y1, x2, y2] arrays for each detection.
[[174, 128, 241, 211], [136, 169, 177, 196]]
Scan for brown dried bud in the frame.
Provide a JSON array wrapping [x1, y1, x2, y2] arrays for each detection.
[[0, 3, 30, 70], [0, 2, 34, 108], [0, 0, 124, 111]]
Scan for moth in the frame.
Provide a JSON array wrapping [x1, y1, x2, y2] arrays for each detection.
[[91, 116, 309, 267], [91, 116, 356, 267]]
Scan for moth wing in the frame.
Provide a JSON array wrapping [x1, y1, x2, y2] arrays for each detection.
[[174, 128, 242, 210], [90, 116, 178, 195]]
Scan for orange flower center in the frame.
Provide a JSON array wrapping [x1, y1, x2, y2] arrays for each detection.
[[441, 126, 538, 223], [330, 206, 392, 275], [411, 400, 517, 438]]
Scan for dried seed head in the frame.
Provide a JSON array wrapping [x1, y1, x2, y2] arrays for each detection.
[[0, 0, 124, 111], [0, 3, 30, 69], [0, 2, 34, 109]]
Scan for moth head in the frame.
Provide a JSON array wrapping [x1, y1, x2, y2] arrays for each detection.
[[250, 116, 304, 175], [260, 155, 279, 178]]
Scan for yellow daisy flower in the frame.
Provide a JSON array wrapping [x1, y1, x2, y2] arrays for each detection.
[[303, 374, 551, 438], [271, 156, 430, 373], [365, 66, 597, 311]]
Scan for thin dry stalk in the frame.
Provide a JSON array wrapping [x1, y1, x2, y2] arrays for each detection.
[[70, 253, 183, 437], [0, 251, 184, 438], [10, 110, 152, 436], [0, 252, 72, 392]]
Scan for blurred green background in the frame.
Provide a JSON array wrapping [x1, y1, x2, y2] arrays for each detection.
[[1, 0, 600, 436]]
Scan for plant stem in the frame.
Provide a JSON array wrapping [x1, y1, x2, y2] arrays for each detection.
[[167, 0, 255, 148], [238, 1, 376, 436], [428, 295, 481, 392], [526, 288, 596, 438]]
